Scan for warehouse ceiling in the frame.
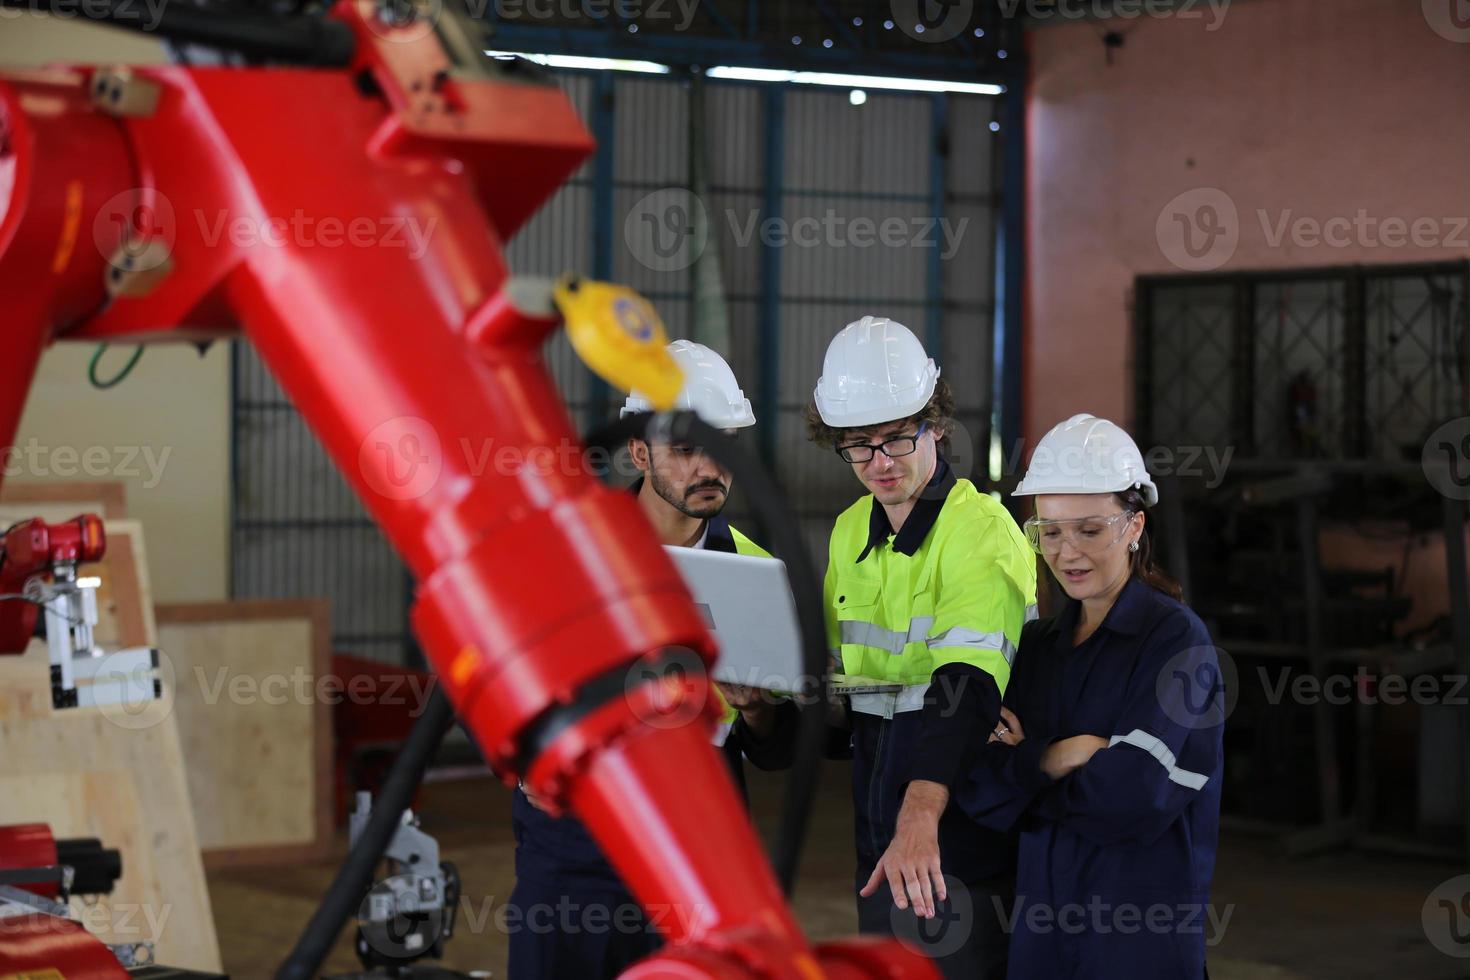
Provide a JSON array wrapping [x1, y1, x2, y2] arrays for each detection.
[[475, 0, 1025, 80]]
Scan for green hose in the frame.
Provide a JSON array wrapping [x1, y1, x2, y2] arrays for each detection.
[[88, 344, 145, 390]]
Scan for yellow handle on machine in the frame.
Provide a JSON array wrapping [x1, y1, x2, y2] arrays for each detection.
[[554, 277, 682, 410]]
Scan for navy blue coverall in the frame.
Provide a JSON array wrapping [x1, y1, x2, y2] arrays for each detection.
[[956, 576, 1224, 979]]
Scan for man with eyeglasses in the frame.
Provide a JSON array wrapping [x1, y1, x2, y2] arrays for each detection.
[[806, 315, 1037, 980]]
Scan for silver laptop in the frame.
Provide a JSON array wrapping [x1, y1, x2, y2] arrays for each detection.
[[665, 546, 804, 690]]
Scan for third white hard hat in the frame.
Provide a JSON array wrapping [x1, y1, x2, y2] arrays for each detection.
[[812, 316, 939, 428], [1013, 413, 1159, 507], [621, 340, 755, 429]]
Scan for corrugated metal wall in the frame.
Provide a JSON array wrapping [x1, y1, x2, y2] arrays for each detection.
[[231, 70, 1001, 663]]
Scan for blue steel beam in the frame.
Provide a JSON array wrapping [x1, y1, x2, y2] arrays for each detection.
[[758, 83, 785, 467], [996, 68, 1026, 489], [926, 92, 947, 361], [589, 70, 616, 424]]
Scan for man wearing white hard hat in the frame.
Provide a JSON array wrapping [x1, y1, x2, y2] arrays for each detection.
[[808, 315, 1037, 979], [956, 414, 1223, 979], [506, 340, 787, 979]]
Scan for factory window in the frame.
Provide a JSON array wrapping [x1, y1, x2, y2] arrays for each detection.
[[1134, 261, 1470, 463]]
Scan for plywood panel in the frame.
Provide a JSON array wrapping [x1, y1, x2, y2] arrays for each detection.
[[0, 521, 220, 971], [156, 600, 333, 867]]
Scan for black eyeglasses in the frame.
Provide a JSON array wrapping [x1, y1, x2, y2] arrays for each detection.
[[836, 423, 928, 463]]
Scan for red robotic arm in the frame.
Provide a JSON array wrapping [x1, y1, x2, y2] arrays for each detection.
[[0, 4, 930, 978]]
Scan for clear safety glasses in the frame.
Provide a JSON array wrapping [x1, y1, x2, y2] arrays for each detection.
[[1023, 511, 1137, 556]]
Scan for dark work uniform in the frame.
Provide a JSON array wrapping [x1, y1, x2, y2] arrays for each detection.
[[956, 576, 1223, 979]]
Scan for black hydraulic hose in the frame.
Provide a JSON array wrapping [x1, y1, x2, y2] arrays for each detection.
[[275, 685, 456, 980], [583, 411, 828, 896], [0, 1, 357, 66]]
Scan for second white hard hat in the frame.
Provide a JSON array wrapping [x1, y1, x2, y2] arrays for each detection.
[[813, 316, 940, 428], [621, 340, 756, 429], [1013, 413, 1159, 507]]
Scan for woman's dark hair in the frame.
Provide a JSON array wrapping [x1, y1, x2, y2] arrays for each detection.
[[1116, 489, 1183, 601]]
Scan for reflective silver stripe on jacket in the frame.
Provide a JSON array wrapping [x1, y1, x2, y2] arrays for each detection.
[[847, 683, 930, 719], [843, 616, 1018, 666], [1108, 728, 1209, 790], [926, 627, 1018, 665], [839, 616, 934, 654]]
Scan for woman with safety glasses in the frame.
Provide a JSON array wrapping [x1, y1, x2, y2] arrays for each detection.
[[955, 414, 1224, 980]]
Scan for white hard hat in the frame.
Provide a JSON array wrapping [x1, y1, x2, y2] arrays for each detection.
[[1013, 414, 1159, 507], [621, 340, 755, 429], [813, 316, 939, 428]]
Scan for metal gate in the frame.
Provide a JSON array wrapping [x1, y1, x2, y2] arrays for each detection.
[[1135, 261, 1470, 462]]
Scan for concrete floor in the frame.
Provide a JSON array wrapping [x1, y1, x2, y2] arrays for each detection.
[[210, 764, 1467, 979]]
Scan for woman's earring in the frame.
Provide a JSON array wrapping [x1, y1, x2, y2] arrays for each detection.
[[1129, 540, 1140, 553]]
